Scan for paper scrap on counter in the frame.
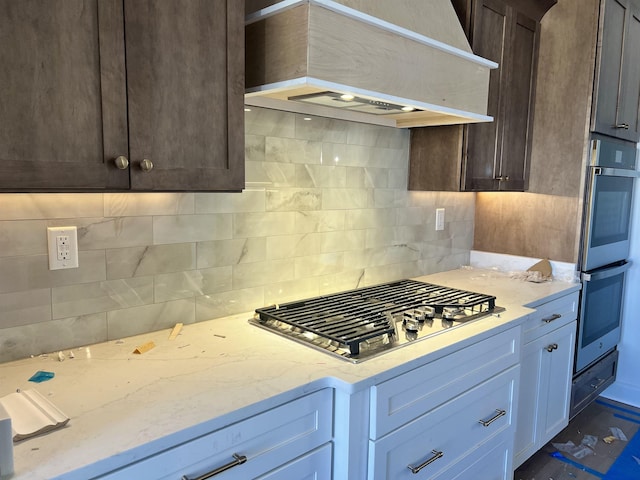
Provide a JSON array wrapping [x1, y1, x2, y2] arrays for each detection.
[[133, 341, 155, 354], [168, 323, 183, 340], [0, 390, 69, 442]]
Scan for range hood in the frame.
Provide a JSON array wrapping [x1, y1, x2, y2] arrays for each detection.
[[245, 0, 498, 128]]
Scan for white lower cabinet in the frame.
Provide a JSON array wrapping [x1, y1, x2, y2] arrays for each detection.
[[95, 389, 333, 480], [368, 366, 518, 479], [366, 327, 520, 480], [514, 292, 578, 468]]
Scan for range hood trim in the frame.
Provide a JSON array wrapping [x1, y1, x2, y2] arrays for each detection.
[[246, 0, 499, 71], [245, 76, 494, 127]]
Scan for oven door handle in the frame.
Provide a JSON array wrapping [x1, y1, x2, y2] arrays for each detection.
[[594, 167, 640, 178], [582, 261, 631, 282]]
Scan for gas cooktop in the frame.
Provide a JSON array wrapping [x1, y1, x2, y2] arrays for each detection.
[[250, 279, 504, 363]]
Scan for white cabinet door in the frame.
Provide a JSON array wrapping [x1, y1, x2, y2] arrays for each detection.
[[541, 321, 576, 442], [514, 321, 576, 467]]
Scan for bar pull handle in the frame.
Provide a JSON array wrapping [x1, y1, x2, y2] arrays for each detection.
[[546, 343, 559, 352], [478, 409, 506, 427], [615, 123, 630, 129], [542, 313, 562, 323], [408, 450, 444, 474], [181, 453, 247, 480]]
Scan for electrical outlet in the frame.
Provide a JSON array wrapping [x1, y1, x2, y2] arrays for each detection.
[[47, 226, 79, 270], [435, 208, 445, 231]]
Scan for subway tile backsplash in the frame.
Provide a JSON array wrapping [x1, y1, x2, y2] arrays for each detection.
[[0, 107, 474, 362]]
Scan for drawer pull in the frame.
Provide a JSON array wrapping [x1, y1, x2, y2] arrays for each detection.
[[408, 449, 444, 474], [478, 409, 506, 427], [181, 453, 247, 480], [542, 313, 562, 323], [546, 343, 559, 352]]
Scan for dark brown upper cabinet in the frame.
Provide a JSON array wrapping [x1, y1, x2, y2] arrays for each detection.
[[592, 0, 640, 143], [0, 0, 244, 192], [409, 0, 555, 192]]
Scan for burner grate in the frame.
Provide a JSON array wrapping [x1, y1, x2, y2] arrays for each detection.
[[255, 279, 497, 356]]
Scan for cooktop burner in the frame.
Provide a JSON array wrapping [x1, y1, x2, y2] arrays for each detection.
[[250, 279, 504, 362]]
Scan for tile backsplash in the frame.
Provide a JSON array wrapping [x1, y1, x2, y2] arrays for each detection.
[[0, 107, 474, 362]]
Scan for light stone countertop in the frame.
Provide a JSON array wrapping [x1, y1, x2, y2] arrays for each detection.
[[0, 268, 580, 480]]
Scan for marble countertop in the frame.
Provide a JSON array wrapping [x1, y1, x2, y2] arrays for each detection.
[[0, 268, 580, 480]]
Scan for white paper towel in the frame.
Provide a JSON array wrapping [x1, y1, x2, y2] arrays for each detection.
[[0, 404, 13, 479]]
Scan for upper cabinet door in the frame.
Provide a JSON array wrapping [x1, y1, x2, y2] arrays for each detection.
[[0, 0, 244, 192], [463, 0, 541, 191], [463, 0, 510, 191], [500, 13, 537, 191], [0, 0, 129, 191], [124, 0, 245, 191], [593, 0, 640, 142]]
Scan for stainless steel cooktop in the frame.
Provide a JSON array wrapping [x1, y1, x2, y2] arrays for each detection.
[[250, 279, 504, 363]]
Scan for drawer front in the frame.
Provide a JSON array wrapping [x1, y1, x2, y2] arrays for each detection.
[[432, 432, 512, 480], [370, 327, 519, 439], [570, 349, 618, 419], [523, 292, 578, 343], [368, 366, 518, 480], [256, 443, 332, 480], [97, 389, 333, 480]]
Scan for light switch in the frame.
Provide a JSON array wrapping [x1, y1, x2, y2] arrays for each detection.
[[47, 226, 79, 270], [435, 208, 445, 231]]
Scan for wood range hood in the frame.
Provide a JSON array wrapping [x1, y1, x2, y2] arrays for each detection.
[[245, 0, 498, 128]]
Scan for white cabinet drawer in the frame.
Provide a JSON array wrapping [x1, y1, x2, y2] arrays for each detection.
[[368, 366, 518, 480], [523, 292, 578, 343], [96, 389, 333, 480], [256, 444, 332, 480], [369, 327, 519, 439], [431, 431, 512, 480]]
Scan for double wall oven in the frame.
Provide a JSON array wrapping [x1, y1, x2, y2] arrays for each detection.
[[571, 134, 639, 417]]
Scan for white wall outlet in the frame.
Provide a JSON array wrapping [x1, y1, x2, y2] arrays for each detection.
[[435, 208, 445, 231], [47, 226, 79, 270]]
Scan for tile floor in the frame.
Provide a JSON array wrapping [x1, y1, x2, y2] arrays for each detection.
[[515, 398, 640, 480]]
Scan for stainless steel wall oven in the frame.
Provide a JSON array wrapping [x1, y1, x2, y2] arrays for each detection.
[[572, 134, 639, 417]]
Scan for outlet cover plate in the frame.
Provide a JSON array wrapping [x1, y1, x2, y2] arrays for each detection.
[[47, 226, 79, 270]]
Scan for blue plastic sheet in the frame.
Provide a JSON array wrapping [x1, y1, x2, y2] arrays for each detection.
[[28, 371, 55, 383]]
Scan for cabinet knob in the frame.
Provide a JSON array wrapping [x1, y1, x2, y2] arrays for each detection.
[[114, 155, 129, 170], [546, 343, 559, 352], [615, 123, 630, 129], [494, 175, 510, 182], [139, 158, 154, 172]]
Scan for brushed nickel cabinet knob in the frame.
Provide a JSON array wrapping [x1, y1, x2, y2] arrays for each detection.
[[114, 155, 129, 170], [139, 158, 154, 172]]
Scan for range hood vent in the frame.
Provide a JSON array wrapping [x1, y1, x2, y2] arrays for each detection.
[[245, 0, 498, 128]]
